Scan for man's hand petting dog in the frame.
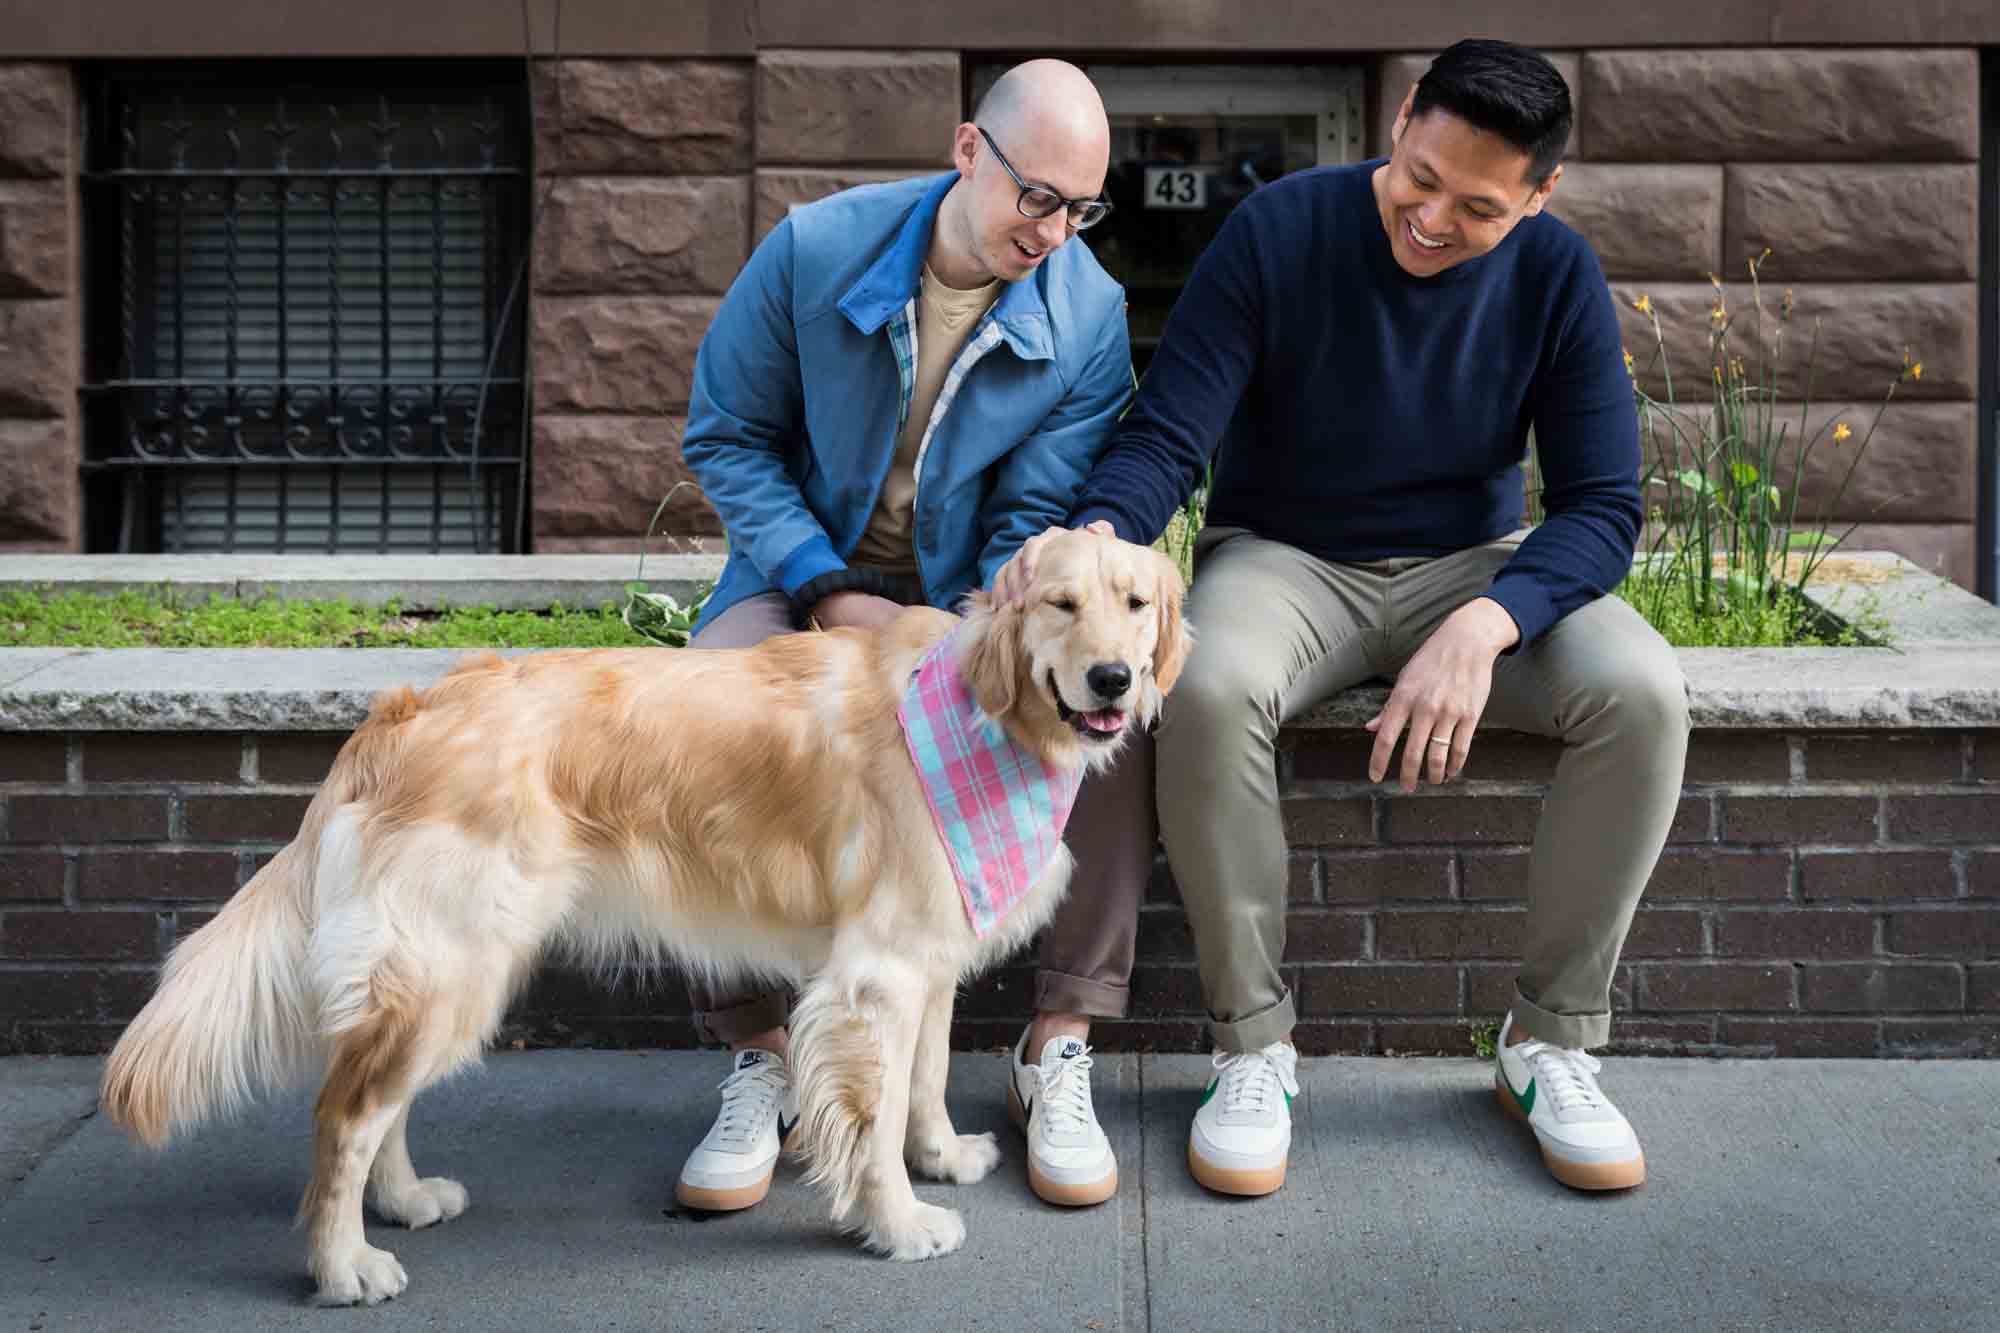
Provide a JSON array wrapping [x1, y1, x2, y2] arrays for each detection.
[[810, 590, 906, 631], [1366, 596, 1521, 792], [993, 519, 1116, 607]]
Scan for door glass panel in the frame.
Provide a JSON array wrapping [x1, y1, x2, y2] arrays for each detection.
[[1090, 114, 1325, 366]]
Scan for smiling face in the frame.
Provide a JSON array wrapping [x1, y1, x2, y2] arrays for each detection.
[[1373, 97, 1561, 278], [936, 116, 1109, 286], [960, 530, 1190, 770], [1021, 532, 1175, 748]]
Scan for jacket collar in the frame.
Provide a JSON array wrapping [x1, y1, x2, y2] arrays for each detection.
[[837, 172, 1055, 363]]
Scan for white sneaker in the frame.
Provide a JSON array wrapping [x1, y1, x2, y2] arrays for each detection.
[[1008, 1030, 1117, 1206], [675, 1048, 798, 1211], [1187, 1041, 1299, 1196], [1494, 1012, 1646, 1191]]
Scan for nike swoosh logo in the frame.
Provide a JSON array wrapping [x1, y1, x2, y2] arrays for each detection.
[[1502, 1067, 1536, 1116]]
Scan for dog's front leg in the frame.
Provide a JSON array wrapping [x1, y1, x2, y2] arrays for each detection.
[[905, 978, 1000, 1185], [366, 1104, 469, 1230]]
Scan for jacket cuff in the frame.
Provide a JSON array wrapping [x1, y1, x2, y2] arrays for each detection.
[[788, 566, 923, 629], [774, 534, 844, 600]]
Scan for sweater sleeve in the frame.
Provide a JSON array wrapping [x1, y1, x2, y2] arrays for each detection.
[[1483, 246, 1643, 646], [1067, 205, 1264, 543]]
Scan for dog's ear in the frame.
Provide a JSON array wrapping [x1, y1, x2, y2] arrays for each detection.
[[959, 589, 1024, 720], [1150, 550, 1192, 697]]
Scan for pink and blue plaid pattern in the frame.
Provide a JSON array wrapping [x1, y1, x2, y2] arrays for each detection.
[[898, 630, 1081, 938]]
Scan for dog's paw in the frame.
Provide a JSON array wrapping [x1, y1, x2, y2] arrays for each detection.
[[863, 1201, 967, 1262], [372, 1176, 469, 1230], [908, 1131, 1002, 1185], [310, 1244, 409, 1306]]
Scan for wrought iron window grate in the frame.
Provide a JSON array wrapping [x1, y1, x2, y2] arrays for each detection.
[[81, 65, 530, 553]]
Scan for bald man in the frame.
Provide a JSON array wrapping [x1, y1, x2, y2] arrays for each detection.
[[673, 60, 1144, 1215]]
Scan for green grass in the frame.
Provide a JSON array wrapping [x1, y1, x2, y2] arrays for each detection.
[[2, 562, 1892, 652], [1610, 574, 1886, 648], [0, 589, 652, 649]]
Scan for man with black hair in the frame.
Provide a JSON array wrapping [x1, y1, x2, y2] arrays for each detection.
[[999, 39, 1689, 1196]]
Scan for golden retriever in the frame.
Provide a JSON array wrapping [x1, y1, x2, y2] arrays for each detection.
[[98, 528, 1188, 1306]]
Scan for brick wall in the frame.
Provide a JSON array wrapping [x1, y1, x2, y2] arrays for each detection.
[[522, 44, 1987, 589], [0, 63, 77, 554], [524, 51, 959, 555], [3, 726, 1993, 1057], [0, 46, 1989, 591]]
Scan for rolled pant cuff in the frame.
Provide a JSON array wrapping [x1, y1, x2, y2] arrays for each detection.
[[1208, 990, 1298, 1053], [691, 989, 792, 1047], [1034, 969, 1130, 1020], [1511, 985, 1610, 1050]]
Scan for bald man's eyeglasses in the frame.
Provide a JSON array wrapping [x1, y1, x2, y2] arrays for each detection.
[[978, 127, 1113, 230]]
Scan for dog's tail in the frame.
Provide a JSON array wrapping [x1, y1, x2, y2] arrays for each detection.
[[787, 971, 889, 1225], [99, 835, 323, 1147]]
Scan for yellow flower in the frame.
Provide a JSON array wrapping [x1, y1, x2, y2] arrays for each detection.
[[1622, 348, 1635, 376], [1911, 362, 1923, 380], [1710, 303, 1726, 326], [1833, 421, 1852, 443], [1633, 294, 1652, 315], [1712, 365, 1723, 385]]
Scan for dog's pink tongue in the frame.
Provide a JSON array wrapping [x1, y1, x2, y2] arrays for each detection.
[[1084, 709, 1125, 733]]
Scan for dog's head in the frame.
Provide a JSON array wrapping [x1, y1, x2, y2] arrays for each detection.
[[961, 528, 1191, 768]]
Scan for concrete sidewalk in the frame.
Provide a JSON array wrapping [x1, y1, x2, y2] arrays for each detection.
[[2, 1051, 1995, 1332]]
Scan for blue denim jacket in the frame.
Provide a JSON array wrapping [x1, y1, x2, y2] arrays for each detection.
[[684, 173, 1131, 630]]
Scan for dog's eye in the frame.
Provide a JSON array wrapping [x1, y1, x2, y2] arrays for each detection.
[[1051, 596, 1077, 614], [1127, 595, 1149, 612]]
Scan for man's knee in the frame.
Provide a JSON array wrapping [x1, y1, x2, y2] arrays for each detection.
[[1158, 652, 1280, 744], [1573, 631, 1689, 746]]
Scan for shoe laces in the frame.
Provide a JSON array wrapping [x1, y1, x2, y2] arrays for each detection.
[[711, 1059, 787, 1150], [1037, 1047, 1097, 1139], [1212, 1043, 1300, 1118], [1514, 1040, 1606, 1115]]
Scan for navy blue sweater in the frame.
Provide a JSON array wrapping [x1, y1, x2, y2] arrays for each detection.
[[1070, 161, 1641, 647]]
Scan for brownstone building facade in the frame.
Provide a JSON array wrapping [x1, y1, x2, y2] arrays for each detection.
[[0, 2, 1994, 598]]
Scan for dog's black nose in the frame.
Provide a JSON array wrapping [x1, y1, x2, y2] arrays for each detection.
[[1086, 663, 1132, 700]]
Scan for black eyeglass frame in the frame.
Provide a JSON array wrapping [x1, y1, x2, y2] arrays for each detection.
[[976, 127, 1113, 230]]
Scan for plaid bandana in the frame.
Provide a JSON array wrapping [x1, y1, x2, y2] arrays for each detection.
[[898, 629, 1081, 938]]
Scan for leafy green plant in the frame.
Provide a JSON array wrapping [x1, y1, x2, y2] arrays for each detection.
[[1619, 253, 1920, 646], [623, 482, 714, 648]]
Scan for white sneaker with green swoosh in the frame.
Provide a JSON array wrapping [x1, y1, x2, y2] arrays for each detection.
[[1494, 1013, 1645, 1191], [1188, 1041, 1299, 1196]]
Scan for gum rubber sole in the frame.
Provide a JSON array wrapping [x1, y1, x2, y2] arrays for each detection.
[[673, 1170, 773, 1212], [1185, 1141, 1286, 1197], [1009, 1080, 1119, 1207], [1495, 1075, 1646, 1191]]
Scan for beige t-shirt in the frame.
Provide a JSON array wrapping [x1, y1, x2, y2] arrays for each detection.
[[848, 265, 1003, 573]]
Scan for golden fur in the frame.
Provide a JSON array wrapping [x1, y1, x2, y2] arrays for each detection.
[[99, 529, 1189, 1305]]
